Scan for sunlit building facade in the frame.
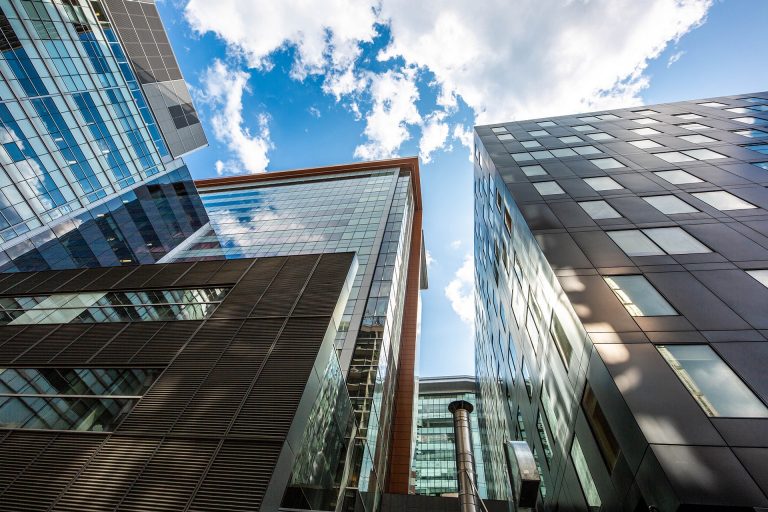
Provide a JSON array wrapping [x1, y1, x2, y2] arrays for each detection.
[[474, 92, 768, 510], [412, 376, 487, 499], [0, 0, 207, 271]]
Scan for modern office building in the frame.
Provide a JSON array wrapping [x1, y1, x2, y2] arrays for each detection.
[[412, 375, 487, 499], [0, 252, 360, 511], [0, 0, 208, 272], [474, 92, 768, 510]]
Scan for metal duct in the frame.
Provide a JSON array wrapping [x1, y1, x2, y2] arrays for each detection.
[[448, 400, 481, 512]]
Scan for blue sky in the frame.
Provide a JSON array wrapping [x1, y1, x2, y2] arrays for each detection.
[[157, 0, 767, 377]]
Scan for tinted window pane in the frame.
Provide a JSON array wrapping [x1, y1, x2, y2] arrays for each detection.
[[533, 182, 564, 195], [642, 195, 698, 214], [579, 200, 621, 219], [643, 227, 710, 254], [571, 437, 601, 509], [654, 170, 703, 184], [604, 275, 676, 316], [608, 230, 663, 256], [691, 191, 756, 210]]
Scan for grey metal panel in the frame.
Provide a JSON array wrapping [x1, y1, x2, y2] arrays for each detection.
[[141, 80, 208, 158]]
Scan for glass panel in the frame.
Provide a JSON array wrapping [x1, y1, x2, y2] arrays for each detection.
[[675, 113, 702, 120], [531, 150, 554, 160], [491, 127, 508, 133], [571, 437, 602, 509], [679, 134, 716, 144], [643, 195, 698, 214], [498, 133, 515, 141], [511, 152, 534, 162], [685, 148, 726, 160], [588, 132, 614, 140], [747, 269, 768, 288], [589, 158, 623, 170], [654, 170, 703, 184], [529, 130, 548, 137], [631, 127, 660, 135], [584, 177, 622, 191], [551, 148, 577, 157], [655, 151, 695, 163], [608, 230, 664, 256], [533, 182, 564, 195], [629, 140, 662, 149], [733, 117, 768, 126], [521, 165, 547, 177], [734, 130, 768, 138], [658, 345, 768, 418], [521, 140, 541, 148], [536, 412, 554, 465], [698, 102, 727, 107], [582, 384, 620, 471], [691, 191, 756, 210], [632, 118, 659, 125], [538, 121, 556, 127], [573, 125, 595, 132], [679, 123, 711, 130], [559, 136, 582, 143], [550, 313, 574, 367], [573, 145, 601, 155], [643, 227, 710, 254], [604, 275, 676, 316], [0, 396, 135, 432], [578, 200, 621, 220]]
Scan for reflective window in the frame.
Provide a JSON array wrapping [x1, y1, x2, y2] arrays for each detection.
[[491, 127, 508, 133], [572, 124, 596, 132], [655, 149, 726, 162], [742, 97, 768, 103], [521, 140, 542, 149], [529, 130, 549, 137], [521, 165, 547, 177], [658, 345, 768, 418], [633, 109, 658, 115], [654, 170, 703, 184], [589, 157, 624, 170], [578, 200, 621, 219], [679, 123, 711, 130], [691, 191, 756, 211], [498, 133, 515, 141], [631, 127, 660, 135], [530, 150, 555, 160], [629, 139, 662, 149], [598, 114, 619, 120], [533, 182, 564, 195], [551, 148, 577, 157], [0, 288, 228, 325], [609, 227, 710, 256], [537, 412, 554, 465], [632, 118, 659, 125], [571, 437, 601, 510], [698, 102, 727, 108], [755, 162, 768, 171], [559, 136, 583, 143], [579, 116, 600, 122], [588, 132, 614, 140], [522, 359, 533, 399], [745, 143, 768, 155], [734, 130, 768, 138], [604, 275, 676, 316], [582, 384, 620, 471], [747, 270, 768, 288], [642, 195, 698, 214], [511, 152, 534, 162], [679, 134, 716, 143], [574, 145, 602, 155], [0, 368, 161, 431], [733, 117, 768, 126], [550, 313, 574, 367], [538, 121, 556, 127], [726, 107, 752, 114], [584, 177, 623, 191], [675, 113, 703, 120]]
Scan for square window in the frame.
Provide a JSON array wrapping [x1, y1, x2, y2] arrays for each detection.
[[608, 230, 664, 256], [578, 200, 621, 219], [679, 123, 711, 131], [747, 270, 768, 288], [538, 121, 556, 127], [511, 152, 534, 162], [584, 177, 622, 191], [604, 275, 677, 316], [521, 140, 542, 148], [572, 124, 596, 132], [498, 133, 515, 141], [634, 109, 658, 115], [654, 170, 703, 184], [679, 134, 716, 144], [685, 148, 726, 160], [698, 102, 727, 107], [733, 117, 768, 126], [551, 148, 577, 157], [629, 140, 662, 149], [531, 150, 555, 160], [726, 107, 752, 114], [579, 116, 601, 122], [691, 191, 756, 210], [675, 113, 703, 120], [492, 127, 508, 133], [631, 127, 661, 136], [654, 151, 695, 163], [521, 164, 547, 177], [734, 130, 768, 138], [642, 195, 698, 214], [529, 130, 549, 137], [588, 132, 614, 141], [658, 345, 768, 418], [642, 227, 710, 254], [573, 145, 602, 155], [533, 181, 564, 195], [632, 118, 659, 125], [589, 157, 624, 170], [598, 114, 620, 120], [559, 135, 583, 143]]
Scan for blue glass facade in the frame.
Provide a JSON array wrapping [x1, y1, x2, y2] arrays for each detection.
[[0, 0, 207, 271]]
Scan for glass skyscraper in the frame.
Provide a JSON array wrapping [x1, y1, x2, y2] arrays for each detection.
[[474, 92, 768, 510], [0, 0, 208, 272], [412, 376, 487, 499]]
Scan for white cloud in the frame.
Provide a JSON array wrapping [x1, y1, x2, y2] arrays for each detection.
[[378, 0, 711, 123], [308, 106, 322, 118], [445, 254, 475, 327], [354, 68, 422, 160], [419, 111, 450, 163], [424, 248, 436, 268], [200, 60, 271, 174], [450, 239, 462, 250], [667, 50, 686, 68]]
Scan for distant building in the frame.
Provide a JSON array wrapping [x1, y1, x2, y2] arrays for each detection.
[[474, 92, 768, 510], [412, 376, 487, 499], [0, 0, 208, 271]]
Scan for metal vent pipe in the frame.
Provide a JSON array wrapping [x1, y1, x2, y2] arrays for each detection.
[[448, 400, 480, 512]]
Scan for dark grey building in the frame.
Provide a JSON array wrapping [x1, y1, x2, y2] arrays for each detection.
[[474, 92, 768, 510], [0, 252, 358, 511]]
